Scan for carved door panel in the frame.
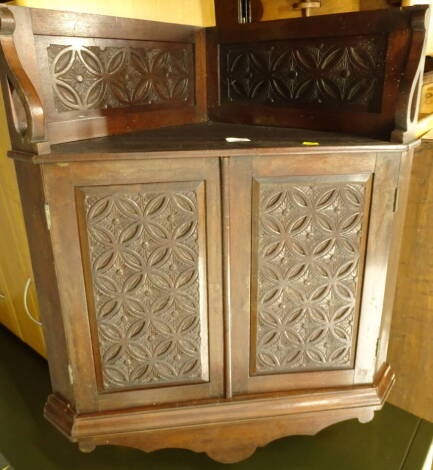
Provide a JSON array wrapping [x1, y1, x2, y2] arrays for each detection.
[[42, 158, 224, 412], [228, 152, 401, 396]]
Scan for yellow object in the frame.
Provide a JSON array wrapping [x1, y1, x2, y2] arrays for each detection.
[[302, 142, 320, 145]]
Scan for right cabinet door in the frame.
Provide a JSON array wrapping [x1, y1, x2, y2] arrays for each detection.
[[228, 151, 401, 396]]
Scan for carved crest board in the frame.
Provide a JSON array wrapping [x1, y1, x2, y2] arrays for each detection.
[[0, 4, 427, 152]]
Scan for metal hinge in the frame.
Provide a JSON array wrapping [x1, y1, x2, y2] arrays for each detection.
[[375, 337, 381, 359], [44, 203, 52, 231], [392, 187, 399, 213], [68, 364, 74, 385]]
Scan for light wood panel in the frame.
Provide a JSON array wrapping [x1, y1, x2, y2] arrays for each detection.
[[401, 0, 433, 55], [0, 89, 45, 356], [258, 0, 392, 22], [260, 0, 362, 21], [359, 0, 389, 11], [16, 0, 216, 26], [0, 106, 21, 339], [387, 140, 433, 423], [237, 0, 433, 60], [0, 262, 23, 338]]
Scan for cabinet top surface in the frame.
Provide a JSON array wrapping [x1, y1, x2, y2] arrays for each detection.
[[21, 123, 410, 163]]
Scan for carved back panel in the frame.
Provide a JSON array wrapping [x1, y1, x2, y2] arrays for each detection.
[[0, 6, 203, 148], [208, 6, 429, 141], [34, 35, 197, 144], [77, 182, 209, 392], [0, 5, 428, 152], [36, 38, 195, 118], [250, 174, 372, 375], [220, 35, 386, 113]]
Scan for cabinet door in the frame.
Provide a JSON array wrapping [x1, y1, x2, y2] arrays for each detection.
[[228, 152, 401, 396], [43, 157, 224, 412]]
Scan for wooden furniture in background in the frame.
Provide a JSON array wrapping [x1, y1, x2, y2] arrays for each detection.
[[211, 2, 427, 142], [250, 0, 433, 62], [15, 0, 216, 26], [387, 135, 433, 423], [253, 0, 389, 22], [0, 1, 429, 462], [292, 1, 322, 17], [402, 0, 433, 56], [383, 0, 433, 424], [0, 90, 45, 356]]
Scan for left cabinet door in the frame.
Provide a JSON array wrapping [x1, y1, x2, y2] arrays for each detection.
[[42, 157, 224, 412]]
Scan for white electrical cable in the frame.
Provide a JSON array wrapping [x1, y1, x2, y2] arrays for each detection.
[[23, 278, 42, 326]]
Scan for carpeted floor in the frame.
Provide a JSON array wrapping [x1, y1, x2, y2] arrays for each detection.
[[0, 325, 431, 470]]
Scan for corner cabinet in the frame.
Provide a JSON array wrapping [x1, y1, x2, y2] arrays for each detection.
[[0, 1, 427, 464], [18, 143, 405, 463]]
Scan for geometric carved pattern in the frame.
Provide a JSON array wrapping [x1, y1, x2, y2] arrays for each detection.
[[47, 43, 194, 112], [252, 177, 369, 375], [221, 35, 386, 112], [80, 183, 206, 391]]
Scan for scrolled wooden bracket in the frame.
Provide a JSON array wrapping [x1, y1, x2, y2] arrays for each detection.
[[0, 6, 49, 154], [392, 6, 430, 143]]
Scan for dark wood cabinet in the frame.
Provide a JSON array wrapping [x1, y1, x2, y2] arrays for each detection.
[[230, 154, 377, 395], [0, 2, 427, 463], [43, 157, 225, 410]]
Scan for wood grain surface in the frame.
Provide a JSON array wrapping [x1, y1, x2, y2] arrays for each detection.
[[0, 2, 428, 461], [387, 141, 433, 423]]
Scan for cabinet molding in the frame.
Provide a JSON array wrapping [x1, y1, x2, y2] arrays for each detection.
[[44, 362, 394, 464]]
